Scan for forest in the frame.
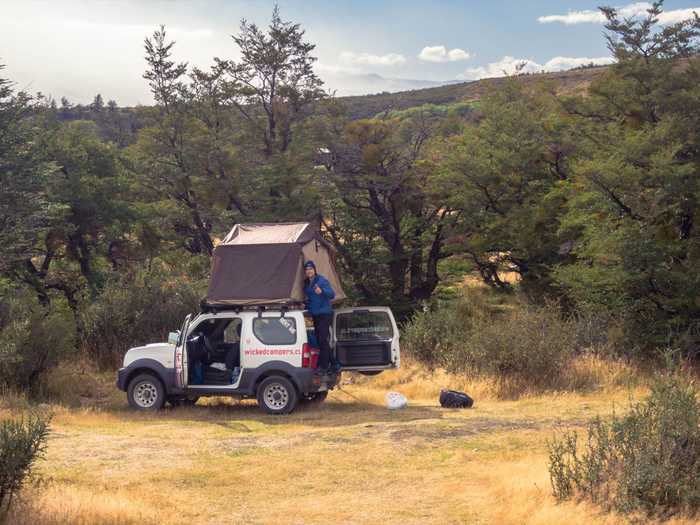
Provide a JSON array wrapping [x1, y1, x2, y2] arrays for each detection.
[[1, 2, 700, 396]]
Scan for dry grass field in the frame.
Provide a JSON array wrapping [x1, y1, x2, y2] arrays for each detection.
[[2, 361, 697, 525]]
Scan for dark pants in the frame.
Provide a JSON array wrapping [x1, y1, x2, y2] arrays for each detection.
[[313, 313, 333, 370]]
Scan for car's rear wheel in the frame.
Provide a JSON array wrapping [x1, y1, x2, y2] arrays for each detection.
[[256, 376, 298, 415], [127, 373, 165, 411], [301, 391, 328, 403]]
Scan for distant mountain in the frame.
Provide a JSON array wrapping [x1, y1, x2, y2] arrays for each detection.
[[322, 71, 460, 97], [337, 65, 609, 120]]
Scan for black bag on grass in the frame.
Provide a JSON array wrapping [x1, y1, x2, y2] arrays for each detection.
[[439, 389, 474, 408]]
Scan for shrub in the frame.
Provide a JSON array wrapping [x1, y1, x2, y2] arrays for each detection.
[[81, 265, 204, 368], [0, 411, 51, 518], [39, 360, 108, 407], [548, 371, 700, 516], [400, 299, 476, 367], [401, 287, 496, 366], [403, 291, 585, 394], [0, 293, 76, 392], [451, 302, 577, 393]]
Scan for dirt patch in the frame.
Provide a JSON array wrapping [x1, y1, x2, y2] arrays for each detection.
[[214, 416, 554, 452], [388, 418, 541, 442]]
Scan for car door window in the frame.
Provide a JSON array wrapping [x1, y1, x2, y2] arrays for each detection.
[[253, 317, 297, 345], [224, 319, 242, 343]]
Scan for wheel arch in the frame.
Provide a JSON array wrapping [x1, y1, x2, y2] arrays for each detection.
[[249, 361, 304, 394], [125, 367, 162, 388], [122, 358, 176, 393], [254, 369, 298, 394]]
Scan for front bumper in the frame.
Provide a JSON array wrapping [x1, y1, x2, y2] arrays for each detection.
[[116, 368, 128, 391]]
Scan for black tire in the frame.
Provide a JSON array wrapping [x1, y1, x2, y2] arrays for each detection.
[[359, 370, 383, 376], [256, 375, 298, 415], [301, 391, 328, 403], [127, 373, 166, 411]]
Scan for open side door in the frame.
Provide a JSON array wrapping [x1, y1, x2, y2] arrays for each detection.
[[332, 307, 400, 371], [174, 314, 193, 388]]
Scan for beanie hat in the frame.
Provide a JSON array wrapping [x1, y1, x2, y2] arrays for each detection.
[[304, 260, 316, 270]]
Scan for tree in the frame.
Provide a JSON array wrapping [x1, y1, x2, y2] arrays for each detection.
[[554, 1, 700, 350], [0, 65, 57, 275], [133, 26, 228, 255], [9, 120, 132, 337], [216, 5, 326, 157], [133, 11, 327, 257], [319, 111, 456, 314], [91, 93, 104, 112], [444, 80, 574, 296]]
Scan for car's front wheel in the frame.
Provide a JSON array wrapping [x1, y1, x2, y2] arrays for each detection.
[[127, 373, 165, 411], [256, 376, 298, 415]]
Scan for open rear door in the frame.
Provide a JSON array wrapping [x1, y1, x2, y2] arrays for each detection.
[[332, 307, 400, 372], [174, 314, 192, 388]]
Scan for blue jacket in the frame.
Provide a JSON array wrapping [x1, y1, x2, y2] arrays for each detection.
[[304, 274, 335, 315]]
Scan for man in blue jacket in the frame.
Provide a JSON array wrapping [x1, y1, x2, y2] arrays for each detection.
[[303, 260, 335, 371]]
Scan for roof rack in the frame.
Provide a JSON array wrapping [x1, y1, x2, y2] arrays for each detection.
[[199, 300, 306, 316]]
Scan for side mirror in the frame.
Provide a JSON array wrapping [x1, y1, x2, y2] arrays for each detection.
[[168, 331, 180, 345]]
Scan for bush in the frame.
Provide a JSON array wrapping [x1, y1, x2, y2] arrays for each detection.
[[548, 371, 700, 517], [0, 411, 51, 518], [401, 287, 500, 365], [402, 291, 586, 394], [0, 293, 76, 392], [81, 265, 204, 368], [451, 303, 577, 393], [400, 298, 479, 367]]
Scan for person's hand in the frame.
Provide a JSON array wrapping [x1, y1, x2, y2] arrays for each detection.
[[314, 285, 322, 295]]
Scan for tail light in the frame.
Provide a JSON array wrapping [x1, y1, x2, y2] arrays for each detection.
[[302, 343, 320, 369]]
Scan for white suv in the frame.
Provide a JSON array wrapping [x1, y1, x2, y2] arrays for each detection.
[[116, 307, 400, 414]]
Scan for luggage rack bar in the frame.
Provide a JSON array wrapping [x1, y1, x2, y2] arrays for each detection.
[[199, 300, 306, 316]]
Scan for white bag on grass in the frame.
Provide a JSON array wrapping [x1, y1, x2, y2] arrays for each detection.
[[385, 391, 407, 410]]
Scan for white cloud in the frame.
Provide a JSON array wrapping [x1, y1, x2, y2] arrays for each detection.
[[544, 56, 616, 70], [418, 45, 471, 63], [459, 56, 542, 80], [538, 2, 699, 25], [340, 51, 406, 66], [458, 55, 615, 80], [657, 7, 700, 24], [538, 9, 606, 25]]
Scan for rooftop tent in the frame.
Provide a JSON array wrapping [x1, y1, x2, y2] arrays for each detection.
[[206, 222, 346, 306]]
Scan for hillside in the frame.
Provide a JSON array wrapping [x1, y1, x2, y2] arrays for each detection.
[[55, 65, 608, 145], [340, 65, 609, 120]]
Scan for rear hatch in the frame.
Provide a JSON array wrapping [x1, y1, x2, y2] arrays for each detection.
[[332, 307, 400, 371]]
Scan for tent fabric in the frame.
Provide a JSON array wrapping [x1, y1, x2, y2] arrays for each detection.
[[207, 244, 304, 305], [206, 222, 346, 306], [301, 240, 344, 299], [222, 223, 313, 245]]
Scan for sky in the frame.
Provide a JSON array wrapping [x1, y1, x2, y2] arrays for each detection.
[[1, 0, 699, 105]]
